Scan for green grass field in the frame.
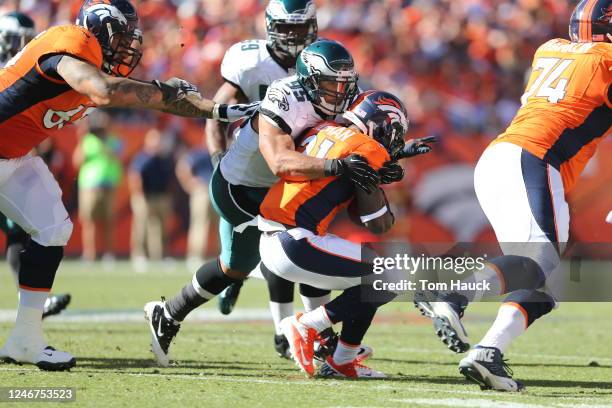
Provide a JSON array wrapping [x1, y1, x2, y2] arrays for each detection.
[[0, 261, 611, 408]]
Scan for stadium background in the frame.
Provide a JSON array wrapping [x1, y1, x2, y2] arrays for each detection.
[[0, 0, 609, 258]]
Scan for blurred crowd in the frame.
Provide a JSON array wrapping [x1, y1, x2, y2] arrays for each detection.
[[1, 0, 598, 263], [1, 0, 574, 134]]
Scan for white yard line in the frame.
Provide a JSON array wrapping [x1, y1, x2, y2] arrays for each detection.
[[392, 398, 549, 408], [0, 308, 272, 323]]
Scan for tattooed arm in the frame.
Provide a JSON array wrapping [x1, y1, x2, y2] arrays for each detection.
[[56, 55, 215, 118]]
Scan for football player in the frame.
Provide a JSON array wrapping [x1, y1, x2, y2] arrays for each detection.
[[416, 0, 611, 391], [0, 0, 254, 371], [0, 11, 71, 319], [260, 90, 433, 378], [206, 0, 322, 357], [144, 39, 382, 366]]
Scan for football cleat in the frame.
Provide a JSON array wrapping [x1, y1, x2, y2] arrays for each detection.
[[42, 293, 71, 319], [144, 298, 180, 367], [313, 328, 337, 362], [218, 281, 243, 315], [318, 356, 386, 379], [313, 329, 373, 363], [459, 346, 524, 392], [0, 333, 75, 371], [279, 313, 317, 377], [414, 291, 470, 353], [274, 334, 291, 359]]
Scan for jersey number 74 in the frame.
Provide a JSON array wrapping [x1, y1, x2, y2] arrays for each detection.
[[520, 57, 575, 105]]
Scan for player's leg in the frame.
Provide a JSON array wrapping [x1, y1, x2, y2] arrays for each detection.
[[144, 167, 266, 365], [0, 155, 75, 370], [130, 192, 148, 271], [259, 267, 294, 358], [0, 211, 24, 286], [260, 228, 392, 377], [417, 143, 565, 354], [460, 147, 568, 391]]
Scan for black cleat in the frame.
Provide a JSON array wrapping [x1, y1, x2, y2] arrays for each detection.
[[274, 334, 291, 359], [314, 328, 338, 362], [144, 298, 180, 366], [414, 290, 470, 353], [218, 281, 243, 315], [459, 346, 524, 392], [42, 294, 71, 319]]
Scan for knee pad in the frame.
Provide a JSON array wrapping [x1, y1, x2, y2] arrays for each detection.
[[19, 241, 63, 290], [32, 217, 73, 247], [490, 255, 545, 292], [503, 289, 554, 327]]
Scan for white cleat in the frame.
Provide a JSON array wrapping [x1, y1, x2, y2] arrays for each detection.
[[0, 333, 75, 371], [318, 356, 386, 379], [414, 292, 470, 353]]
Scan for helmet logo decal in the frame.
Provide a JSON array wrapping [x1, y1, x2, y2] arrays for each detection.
[[86, 4, 128, 27]]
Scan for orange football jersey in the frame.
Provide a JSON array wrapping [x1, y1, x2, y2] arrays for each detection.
[[0, 25, 103, 158], [260, 122, 390, 235], [492, 39, 611, 193]]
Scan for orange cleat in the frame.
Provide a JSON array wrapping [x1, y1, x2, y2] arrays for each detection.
[[279, 313, 317, 377]]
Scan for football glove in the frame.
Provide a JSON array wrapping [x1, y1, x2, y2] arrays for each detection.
[[213, 101, 260, 122], [324, 154, 380, 194], [379, 161, 404, 184], [153, 77, 200, 104], [393, 135, 437, 160]]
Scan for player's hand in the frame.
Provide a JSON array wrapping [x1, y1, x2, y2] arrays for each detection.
[[325, 154, 380, 194], [214, 101, 260, 122], [153, 77, 201, 104], [393, 136, 437, 160], [379, 161, 404, 184]]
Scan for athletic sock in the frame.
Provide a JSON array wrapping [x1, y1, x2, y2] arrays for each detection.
[[269, 301, 293, 335], [165, 259, 239, 321], [332, 340, 360, 365], [478, 304, 526, 354], [298, 306, 332, 333], [300, 293, 331, 312], [14, 289, 47, 335]]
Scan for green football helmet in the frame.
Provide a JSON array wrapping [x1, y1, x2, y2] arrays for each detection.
[[265, 0, 317, 61], [296, 39, 359, 115]]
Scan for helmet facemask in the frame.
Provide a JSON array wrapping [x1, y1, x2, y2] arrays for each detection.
[[343, 91, 410, 158], [302, 69, 359, 115], [78, 2, 143, 77], [267, 18, 317, 61], [0, 12, 35, 62], [104, 26, 142, 77]]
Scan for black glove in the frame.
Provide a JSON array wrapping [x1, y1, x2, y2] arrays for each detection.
[[379, 160, 404, 184], [213, 101, 260, 122], [324, 154, 380, 194], [394, 135, 437, 160], [152, 77, 200, 104]]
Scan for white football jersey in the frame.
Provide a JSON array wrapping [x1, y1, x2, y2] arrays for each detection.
[[220, 75, 331, 187], [220, 39, 291, 103]]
